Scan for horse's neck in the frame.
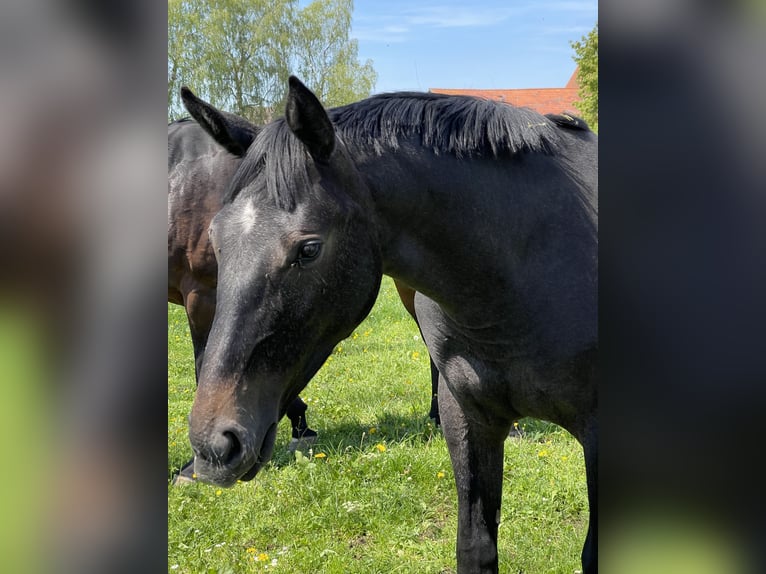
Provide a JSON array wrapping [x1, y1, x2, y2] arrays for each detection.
[[359, 147, 597, 354], [363, 152, 515, 310]]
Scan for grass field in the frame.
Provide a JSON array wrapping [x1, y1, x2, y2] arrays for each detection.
[[168, 277, 589, 573]]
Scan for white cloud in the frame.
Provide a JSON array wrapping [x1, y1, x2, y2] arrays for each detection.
[[352, 1, 596, 43], [402, 4, 527, 28], [352, 24, 409, 44]]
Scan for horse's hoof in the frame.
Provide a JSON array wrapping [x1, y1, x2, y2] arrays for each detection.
[[288, 433, 318, 453], [171, 458, 197, 486], [171, 474, 196, 486]]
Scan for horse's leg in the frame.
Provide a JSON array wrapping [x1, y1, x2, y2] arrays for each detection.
[[184, 288, 216, 382], [439, 375, 510, 574], [393, 280, 441, 424], [286, 397, 318, 452], [172, 287, 215, 484], [580, 418, 598, 574], [427, 359, 440, 425]]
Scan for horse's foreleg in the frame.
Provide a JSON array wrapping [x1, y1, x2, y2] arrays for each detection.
[[286, 397, 318, 452], [580, 418, 598, 574], [173, 287, 216, 484], [439, 375, 509, 574], [183, 287, 216, 382]]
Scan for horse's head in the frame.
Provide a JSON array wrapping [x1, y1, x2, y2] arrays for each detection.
[[188, 77, 382, 486]]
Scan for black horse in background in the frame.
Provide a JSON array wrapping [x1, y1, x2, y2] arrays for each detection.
[[184, 77, 596, 573], [168, 107, 441, 481]]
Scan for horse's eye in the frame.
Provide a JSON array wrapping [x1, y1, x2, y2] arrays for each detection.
[[296, 240, 322, 265]]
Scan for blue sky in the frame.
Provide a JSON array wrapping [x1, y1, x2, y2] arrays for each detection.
[[349, 0, 597, 93]]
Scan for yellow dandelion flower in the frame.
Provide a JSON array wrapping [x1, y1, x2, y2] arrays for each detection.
[[192, 473, 197, 479], [246, 548, 257, 554], [411, 351, 421, 360], [376, 443, 386, 452], [314, 452, 327, 459], [436, 471, 445, 479], [255, 552, 269, 562], [215, 489, 222, 496], [537, 449, 549, 458]]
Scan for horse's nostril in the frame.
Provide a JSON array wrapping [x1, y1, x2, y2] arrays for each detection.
[[205, 427, 244, 466], [222, 430, 242, 465]]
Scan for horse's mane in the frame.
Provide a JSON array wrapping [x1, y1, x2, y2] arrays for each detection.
[[225, 92, 587, 209], [331, 92, 568, 157]]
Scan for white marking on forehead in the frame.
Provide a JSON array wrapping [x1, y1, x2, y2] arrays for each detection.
[[238, 201, 258, 234]]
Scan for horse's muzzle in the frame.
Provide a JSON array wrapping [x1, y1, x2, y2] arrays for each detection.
[[190, 421, 278, 487]]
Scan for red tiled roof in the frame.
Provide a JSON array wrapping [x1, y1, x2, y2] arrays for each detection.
[[430, 68, 581, 116], [564, 68, 579, 89]]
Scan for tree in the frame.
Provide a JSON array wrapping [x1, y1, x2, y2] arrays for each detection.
[[571, 23, 598, 132], [168, 0, 377, 122], [292, 0, 376, 108]]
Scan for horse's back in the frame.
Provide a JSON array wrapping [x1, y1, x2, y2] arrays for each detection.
[[169, 118, 214, 170], [167, 119, 240, 298]]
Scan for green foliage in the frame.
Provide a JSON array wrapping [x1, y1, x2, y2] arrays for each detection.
[[168, 0, 377, 122], [293, 0, 377, 108], [571, 23, 598, 132], [168, 277, 589, 572]]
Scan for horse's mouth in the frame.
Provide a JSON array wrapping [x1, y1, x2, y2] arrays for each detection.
[[238, 422, 278, 482], [192, 422, 279, 486]]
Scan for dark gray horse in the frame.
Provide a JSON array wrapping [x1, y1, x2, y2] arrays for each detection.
[[169, 115, 317, 482], [169, 107, 441, 480], [185, 77, 597, 573]]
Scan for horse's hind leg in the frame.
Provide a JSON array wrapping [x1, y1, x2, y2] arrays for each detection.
[[427, 359, 440, 425], [439, 376, 510, 574], [393, 280, 441, 424]]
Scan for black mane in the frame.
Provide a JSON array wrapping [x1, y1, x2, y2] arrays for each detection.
[[225, 92, 584, 208], [332, 91, 564, 157]]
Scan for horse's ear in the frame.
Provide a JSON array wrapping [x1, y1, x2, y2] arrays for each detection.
[[285, 76, 335, 162], [180, 87, 258, 157]]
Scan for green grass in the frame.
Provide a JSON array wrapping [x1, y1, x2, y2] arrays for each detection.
[[169, 277, 589, 573]]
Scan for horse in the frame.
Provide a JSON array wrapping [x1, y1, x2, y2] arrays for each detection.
[[168, 109, 440, 481], [169, 115, 317, 483], [184, 77, 597, 573]]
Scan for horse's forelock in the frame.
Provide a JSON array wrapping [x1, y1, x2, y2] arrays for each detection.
[[224, 120, 312, 211]]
